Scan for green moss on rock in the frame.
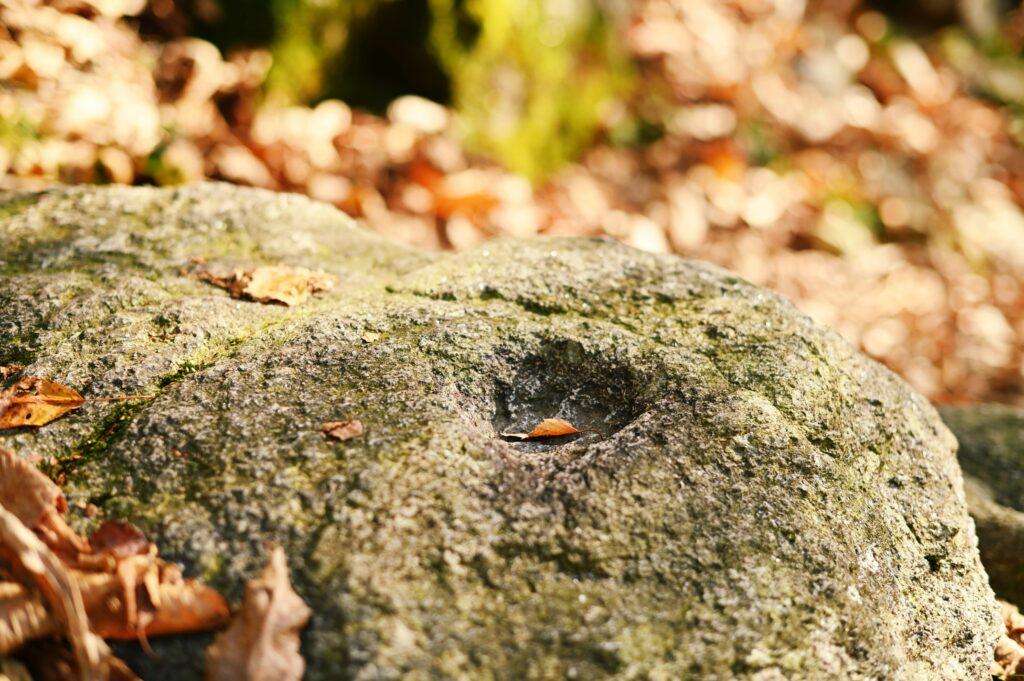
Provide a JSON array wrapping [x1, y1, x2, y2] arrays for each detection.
[[0, 184, 1000, 680]]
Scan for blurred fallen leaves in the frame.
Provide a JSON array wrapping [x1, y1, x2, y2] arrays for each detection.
[[5, 0, 1024, 407], [321, 420, 363, 442], [205, 547, 311, 681], [199, 267, 338, 307], [501, 418, 582, 440], [994, 600, 1024, 677], [0, 502, 109, 680], [0, 448, 230, 678]]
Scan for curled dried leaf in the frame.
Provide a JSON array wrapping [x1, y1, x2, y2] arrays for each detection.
[[0, 448, 65, 531], [0, 378, 84, 430], [200, 266, 337, 307], [0, 504, 108, 681], [501, 418, 585, 440], [77, 561, 230, 639], [995, 632, 1024, 677], [205, 547, 311, 681], [88, 521, 151, 561], [321, 420, 363, 442], [0, 449, 87, 559]]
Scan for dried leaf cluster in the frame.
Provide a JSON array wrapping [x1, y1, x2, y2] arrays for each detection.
[[0, 447, 228, 679], [199, 267, 337, 307], [0, 366, 24, 383], [0, 447, 311, 680], [994, 600, 1024, 677]]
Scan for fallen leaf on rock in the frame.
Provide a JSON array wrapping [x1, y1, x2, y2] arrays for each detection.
[[501, 418, 585, 440], [200, 266, 337, 306], [0, 378, 151, 431], [321, 420, 363, 441], [205, 546, 311, 681], [0, 378, 84, 430]]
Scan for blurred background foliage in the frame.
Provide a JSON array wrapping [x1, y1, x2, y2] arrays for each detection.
[[5, 0, 1024, 407], [142, 0, 632, 178]]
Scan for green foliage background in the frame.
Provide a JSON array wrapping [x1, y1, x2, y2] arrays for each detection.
[[196, 0, 632, 179]]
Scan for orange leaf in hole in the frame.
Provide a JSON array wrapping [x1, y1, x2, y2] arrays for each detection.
[[0, 378, 84, 430], [501, 418, 583, 440]]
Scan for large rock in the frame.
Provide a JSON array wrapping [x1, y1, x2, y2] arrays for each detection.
[[940, 404, 1024, 607], [0, 184, 999, 679]]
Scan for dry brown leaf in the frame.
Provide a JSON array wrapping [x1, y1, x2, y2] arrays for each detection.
[[0, 378, 84, 430], [200, 266, 337, 307], [994, 600, 1024, 676], [321, 420, 363, 442], [87, 521, 151, 562], [0, 364, 24, 382], [0, 379, 149, 432], [0, 448, 66, 531], [0, 581, 58, 656], [501, 418, 583, 440], [242, 267, 336, 306], [77, 562, 230, 639], [205, 546, 311, 681]]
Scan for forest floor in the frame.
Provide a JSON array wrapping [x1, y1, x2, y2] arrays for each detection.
[[4, 0, 1024, 405]]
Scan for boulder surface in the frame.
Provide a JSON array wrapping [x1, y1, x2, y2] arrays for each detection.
[[0, 184, 999, 679]]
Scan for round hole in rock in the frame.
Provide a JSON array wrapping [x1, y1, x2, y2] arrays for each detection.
[[492, 340, 646, 453]]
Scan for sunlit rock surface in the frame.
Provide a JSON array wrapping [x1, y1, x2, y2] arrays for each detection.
[[0, 184, 999, 679]]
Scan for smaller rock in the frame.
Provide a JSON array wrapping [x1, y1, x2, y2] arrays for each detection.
[[941, 404, 1024, 605]]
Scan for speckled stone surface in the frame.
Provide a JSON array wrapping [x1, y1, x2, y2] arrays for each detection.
[[0, 184, 999, 680]]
